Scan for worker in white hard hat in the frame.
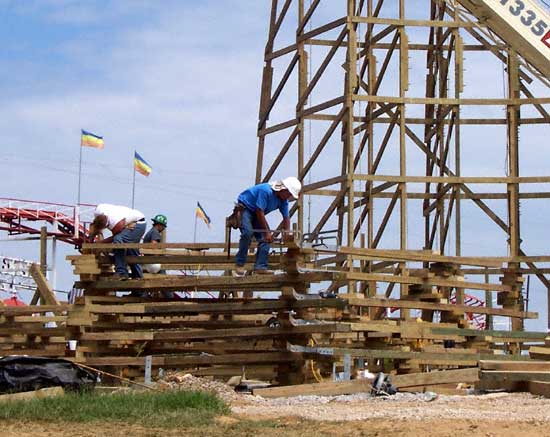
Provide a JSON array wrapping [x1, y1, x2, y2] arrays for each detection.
[[233, 176, 301, 276]]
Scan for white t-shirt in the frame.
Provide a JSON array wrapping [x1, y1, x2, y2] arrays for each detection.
[[94, 204, 144, 230]]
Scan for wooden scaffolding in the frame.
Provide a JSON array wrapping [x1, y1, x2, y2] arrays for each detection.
[[255, 0, 550, 333]]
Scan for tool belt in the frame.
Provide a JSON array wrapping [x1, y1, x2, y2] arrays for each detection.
[[125, 218, 145, 230], [226, 204, 245, 230]]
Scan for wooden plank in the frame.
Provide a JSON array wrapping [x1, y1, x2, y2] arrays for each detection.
[[295, 345, 530, 363], [29, 264, 59, 306], [529, 346, 550, 360], [342, 271, 513, 293], [79, 323, 348, 341], [253, 368, 479, 398], [84, 298, 346, 315], [0, 387, 64, 403], [336, 247, 504, 267], [481, 370, 550, 383], [75, 352, 297, 367], [82, 271, 333, 292], [480, 360, 550, 371], [341, 295, 536, 318], [253, 379, 373, 398], [432, 327, 546, 340], [391, 368, 479, 388], [0, 305, 69, 315], [527, 381, 550, 398]]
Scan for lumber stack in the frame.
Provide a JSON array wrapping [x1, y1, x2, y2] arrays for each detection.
[[529, 337, 550, 361], [478, 360, 550, 396], [65, 241, 341, 382], [0, 304, 68, 357], [60, 241, 547, 386], [66, 293, 347, 382]]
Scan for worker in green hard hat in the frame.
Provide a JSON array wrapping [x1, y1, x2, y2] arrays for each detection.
[[143, 214, 167, 244], [142, 214, 173, 298]]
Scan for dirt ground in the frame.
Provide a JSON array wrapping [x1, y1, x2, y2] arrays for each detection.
[[4, 392, 550, 436], [3, 417, 548, 437]]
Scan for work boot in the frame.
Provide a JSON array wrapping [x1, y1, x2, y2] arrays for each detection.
[[112, 273, 129, 281], [232, 267, 246, 277]]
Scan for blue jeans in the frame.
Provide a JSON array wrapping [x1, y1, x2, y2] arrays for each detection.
[[113, 221, 146, 278], [236, 208, 270, 270]]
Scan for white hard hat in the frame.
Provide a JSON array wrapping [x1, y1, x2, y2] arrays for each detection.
[[282, 177, 301, 199], [144, 263, 161, 274]]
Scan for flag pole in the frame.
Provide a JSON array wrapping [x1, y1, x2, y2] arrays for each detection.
[[131, 152, 136, 209], [193, 209, 198, 243], [77, 134, 83, 205]]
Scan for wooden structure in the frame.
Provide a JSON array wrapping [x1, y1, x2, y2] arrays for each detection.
[[255, 0, 550, 332], [60, 241, 548, 382], [4, 1, 550, 390]]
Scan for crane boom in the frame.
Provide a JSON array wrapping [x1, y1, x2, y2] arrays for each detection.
[[456, 0, 550, 76]]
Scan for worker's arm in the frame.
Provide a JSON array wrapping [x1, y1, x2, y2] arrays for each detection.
[[255, 209, 273, 243], [97, 219, 126, 244], [88, 225, 105, 243]]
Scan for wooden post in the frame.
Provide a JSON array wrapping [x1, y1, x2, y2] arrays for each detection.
[[485, 269, 493, 331], [40, 226, 47, 305]]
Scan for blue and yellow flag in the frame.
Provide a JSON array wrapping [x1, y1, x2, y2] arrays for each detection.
[[81, 129, 104, 149], [134, 151, 152, 177], [195, 202, 211, 228]]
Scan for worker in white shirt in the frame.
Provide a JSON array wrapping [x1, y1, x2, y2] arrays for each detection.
[[88, 203, 146, 280]]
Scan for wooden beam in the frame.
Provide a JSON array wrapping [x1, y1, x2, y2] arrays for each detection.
[[253, 368, 479, 398], [29, 264, 59, 306], [341, 295, 537, 319]]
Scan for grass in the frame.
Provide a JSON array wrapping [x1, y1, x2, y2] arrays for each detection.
[[0, 389, 229, 428]]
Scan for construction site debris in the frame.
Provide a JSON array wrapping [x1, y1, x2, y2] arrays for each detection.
[[253, 368, 479, 398], [0, 356, 95, 394], [156, 371, 240, 403]]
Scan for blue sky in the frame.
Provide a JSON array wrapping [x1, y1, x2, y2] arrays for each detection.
[[0, 0, 269, 293], [0, 0, 267, 223], [1, 1, 549, 331]]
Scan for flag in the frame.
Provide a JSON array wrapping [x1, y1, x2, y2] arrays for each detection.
[[134, 151, 152, 177], [81, 129, 104, 149], [195, 202, 211, 228]]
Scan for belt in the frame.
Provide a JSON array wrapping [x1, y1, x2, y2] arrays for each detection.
[[126, 219, 145, 229]]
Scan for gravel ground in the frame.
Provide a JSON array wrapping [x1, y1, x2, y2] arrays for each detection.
[[155, 373, 550, 423], [233, 391, 550, 422]]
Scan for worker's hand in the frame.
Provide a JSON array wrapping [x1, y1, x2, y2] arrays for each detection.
[[264, 232, 273, 244]]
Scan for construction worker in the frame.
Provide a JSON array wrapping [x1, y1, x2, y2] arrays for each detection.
[[143, 214, 167, 244], [88, 203, 146, 280], [142, 214, 167, 275], [233, 177, 301, 276], [142, 213, 173, 298]]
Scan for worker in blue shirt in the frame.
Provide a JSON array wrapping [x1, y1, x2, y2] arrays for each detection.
[[234, 177, 301, 276]]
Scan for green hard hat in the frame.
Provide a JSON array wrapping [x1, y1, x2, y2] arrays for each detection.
[[152, 214, 168, 227]]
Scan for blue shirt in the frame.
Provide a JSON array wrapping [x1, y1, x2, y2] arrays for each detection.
[[238, 183, 289, 218]]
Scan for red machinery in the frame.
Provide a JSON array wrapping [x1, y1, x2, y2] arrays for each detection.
[[0, 198, 95, 245]]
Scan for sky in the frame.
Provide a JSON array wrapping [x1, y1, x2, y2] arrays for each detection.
[[0, 0, 268, 293], [0, 0, 549, 331]]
